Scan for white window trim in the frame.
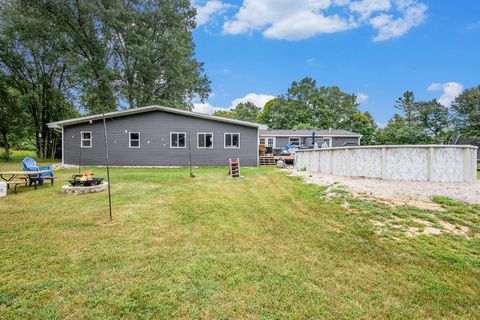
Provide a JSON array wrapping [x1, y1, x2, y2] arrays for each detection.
[[129, 132, 141, 148], [80, 131, 92, 148], [224, 133, 240, 149], [288, 137, 300, 147], [315, 137, 332, 148], [197, 132, 213, 149], [266, 137, 275, 148], [259, 137, 276, 148], [170, 132, 187, 148]]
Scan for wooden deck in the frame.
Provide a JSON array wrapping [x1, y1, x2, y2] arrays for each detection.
[[259, 155, 295, 166]]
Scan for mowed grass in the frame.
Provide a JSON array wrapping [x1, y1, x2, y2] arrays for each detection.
[[0, 162, 479, 319], [0, 150, 48, 163]]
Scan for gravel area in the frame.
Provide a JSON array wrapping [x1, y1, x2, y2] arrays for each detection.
[[289, 169, 480, 205]]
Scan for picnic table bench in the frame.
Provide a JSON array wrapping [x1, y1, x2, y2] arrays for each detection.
[[0, 170, 51, 194]]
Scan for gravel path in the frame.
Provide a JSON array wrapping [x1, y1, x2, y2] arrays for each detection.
[[289, 169, 480, 205]]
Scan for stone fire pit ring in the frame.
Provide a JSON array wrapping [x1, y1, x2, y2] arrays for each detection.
[[62, 182, 109, 195]]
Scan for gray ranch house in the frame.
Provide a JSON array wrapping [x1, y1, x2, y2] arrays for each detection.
[[48, 105, 262, 167], [259, 129, 362, 149]]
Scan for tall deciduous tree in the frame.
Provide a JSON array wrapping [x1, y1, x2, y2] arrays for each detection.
[[213, 102, 261, 122], [343, 112, 377, 145], [375, 114, 432, 145], [230, 102, 260, 122], [414, 99, 449, 139], [256, 77, 359, 130], [0, 76, 29, 160], [451, 85, 480, 137], [37, 0, 117, 114], [37, 0, 210, 112], [108, 0, 210, 110], [395, 91, 416, 125], [212, 109, 233, 118], [256, 98, 277, 124], [0, 1, 76, 158]]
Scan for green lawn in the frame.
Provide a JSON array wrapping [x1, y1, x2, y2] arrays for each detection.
[[0, 161, 479, 319], [0, 150, 47, 163]]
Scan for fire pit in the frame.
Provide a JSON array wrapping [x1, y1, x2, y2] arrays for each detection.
[[69, 172, 103, 187], [62, 172, 108, 194]]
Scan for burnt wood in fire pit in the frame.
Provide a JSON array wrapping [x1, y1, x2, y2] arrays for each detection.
[[69, 173, 104, 187]]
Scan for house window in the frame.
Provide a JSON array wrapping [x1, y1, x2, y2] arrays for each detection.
[[266, 138, 275, 147], [197, 133, 213, 148], [129, 132, 140, 148], [170, 132, 186, 148], [80, 131, 92, 148], [289, 137, 300, 147], [224, 133, 240, 148], [259, 138, 266, 145], [316, 138, 331, 148]]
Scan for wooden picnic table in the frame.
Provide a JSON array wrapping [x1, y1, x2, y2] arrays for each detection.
[[0, 170, 51, 192]]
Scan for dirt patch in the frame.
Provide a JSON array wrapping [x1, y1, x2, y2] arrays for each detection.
[[361, 195, 445, 211], [370, 216, 478, 239], [289, 169, 480, 207]]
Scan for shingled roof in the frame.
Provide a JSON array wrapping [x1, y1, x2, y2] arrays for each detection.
[[259, 129, 361, 137]]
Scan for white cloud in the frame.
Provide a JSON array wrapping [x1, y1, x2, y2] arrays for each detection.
[[223, 0, 346, 39], [350, 0, 391, 20], [427, 82, 464, 107], [221, 0, 427, 41], [195, 1, 233, 27], [356, 93, 369, 104], [193, 93, 276, 115], [193, 102, 222, 114], [230, 93, 276, 109], [370, 0, 427, 41], [427, 83, 442, 91], [263, 12, 350, 40]]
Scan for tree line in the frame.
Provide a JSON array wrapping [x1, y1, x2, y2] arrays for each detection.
[[1, 1, 478, 159], [0, 0, 210, 159], [214, 77, 480, 146]]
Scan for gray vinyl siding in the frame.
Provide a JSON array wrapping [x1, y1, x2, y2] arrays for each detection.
[[275, 137, 290, 147], [332, 137, 359, 147], [261, 136, 359, 148], [64, 110, 258, 166]]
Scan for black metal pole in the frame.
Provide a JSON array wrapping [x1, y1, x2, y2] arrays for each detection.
[[188, 132, 193, 177], [102, 113, 112, 221], [78, 141, 82, 174]]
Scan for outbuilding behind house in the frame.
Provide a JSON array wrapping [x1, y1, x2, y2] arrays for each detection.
[[259, 129, 362, 149]]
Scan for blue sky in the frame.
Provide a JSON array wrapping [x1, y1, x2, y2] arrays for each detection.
[[191, 0, 480, 124]]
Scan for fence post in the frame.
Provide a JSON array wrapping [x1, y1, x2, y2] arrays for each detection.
[[427, 147, 434, 182], [462, 148, 472, 182], [345, 148, 351, 177], [381, 147, 387, 180], [328, 150, 333, 175]]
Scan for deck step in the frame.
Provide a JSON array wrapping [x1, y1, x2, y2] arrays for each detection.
[[259, 156, 276, 166]]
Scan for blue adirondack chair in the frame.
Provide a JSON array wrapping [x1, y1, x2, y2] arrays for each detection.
[[22, 157, 54, 187]]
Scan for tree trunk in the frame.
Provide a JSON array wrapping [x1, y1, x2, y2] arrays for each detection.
[[49, 135, 57, 160], [1, 131, 10, 161], [36, 130, 43, 159]]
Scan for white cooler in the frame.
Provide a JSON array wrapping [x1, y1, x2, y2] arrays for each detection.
[[0, 181, 6, 197]]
